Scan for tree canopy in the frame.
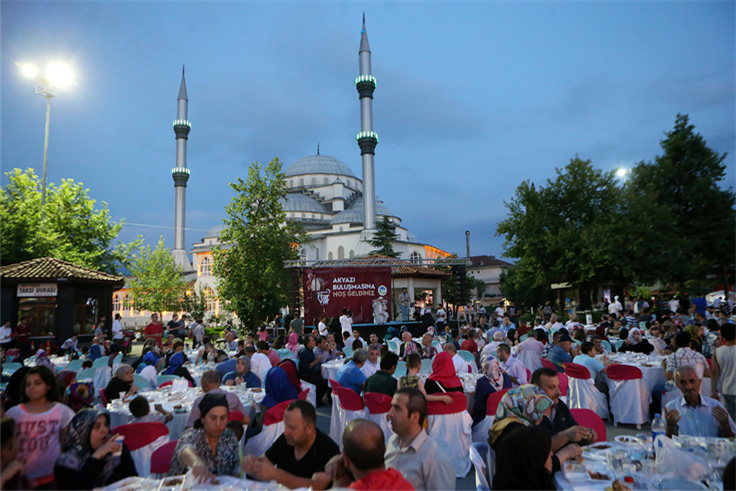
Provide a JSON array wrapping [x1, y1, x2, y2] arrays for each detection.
[[212, 158, 308, 327], [127, 236, 188, 314], [0, 168, 141, 273], [367, 215, 400, 258]]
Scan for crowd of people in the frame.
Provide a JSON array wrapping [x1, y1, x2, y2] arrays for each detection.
[[1, 291, 735, 490]]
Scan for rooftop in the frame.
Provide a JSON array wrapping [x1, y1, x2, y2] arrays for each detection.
[[0, 257, 125, 284], [284, 154, 358, 179]]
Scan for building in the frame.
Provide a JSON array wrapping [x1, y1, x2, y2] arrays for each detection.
[[468, 255, 515, 306]]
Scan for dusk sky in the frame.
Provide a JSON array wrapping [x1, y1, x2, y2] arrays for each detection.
[[3, 1, 734, 260]]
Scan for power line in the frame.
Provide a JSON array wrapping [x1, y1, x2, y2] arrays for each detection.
[[120, 222, 211, 232]]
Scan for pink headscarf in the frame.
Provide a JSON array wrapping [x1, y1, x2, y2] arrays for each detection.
[[286, 333, 300, 355]]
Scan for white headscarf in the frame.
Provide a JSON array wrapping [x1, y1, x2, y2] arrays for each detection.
[[481, 356, 504, 392], [140, 365, 158, 390], [627, 328, 641, 345]]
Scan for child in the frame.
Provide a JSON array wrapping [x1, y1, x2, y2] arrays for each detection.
[[397, 354, 452, 404], [257, 325, 268, 342], [5, 366, 75, 489], [81, 359, 93, 369], [128, 395, 173, 424], [1, 417, 29, 490]]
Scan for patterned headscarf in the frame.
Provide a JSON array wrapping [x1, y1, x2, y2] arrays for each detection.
[[68, 381, 95, 412], [35, 349, 56, 370], [57, 408, 119, 486], [481, 357, 505, 392], [495, 385, 553, 426]]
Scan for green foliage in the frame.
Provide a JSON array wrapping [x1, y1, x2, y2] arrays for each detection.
[[433, 253, 480, 305], [367, 216, 400, 258], [212, 158, 308, 327], [499, 268, 549, 309], [181, 285, 209, 322], [128, 236, 188, 314], [0, 168, 141, 273]]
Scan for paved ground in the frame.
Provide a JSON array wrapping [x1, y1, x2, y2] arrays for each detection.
[[124, 343, 644, 491]]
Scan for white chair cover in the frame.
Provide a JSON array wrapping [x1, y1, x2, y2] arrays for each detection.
[[365, 411, 392, 446], [300, 380, 317, 407], [471, 416, 494, 444], [93, 366, 112, 395], [334, 407, 366, 450], [427, 410, 473, 478], [469, 442, 493, 491], [243, 421, 284, 457], [661, 386, 682, 408], [329, 396, 344, 445], [387, 338, 400, 355], [516, 351, 542, 373], [130, 434, 168, 477], [567, 377, 609, 421], [608, 378, 650, 425]]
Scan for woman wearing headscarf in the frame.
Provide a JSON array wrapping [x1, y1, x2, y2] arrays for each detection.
[[164, 340, 195, 386], [103, 365, 139, 402], [277, 359, 303, 394], [34, 349, 56, 371], [139, 365, 159, 391], [68, 380, 95, 412], [618, 327, 654, 354], [472, 357, 512, 426], [262, 367, 299, 410], [492, 426, 556, 490], [384, 326, 400, 343], [286, 333, 300, 356], [425, 352, 463, 395], [54, 408, 137, 490], [168, 393, 241, 481]]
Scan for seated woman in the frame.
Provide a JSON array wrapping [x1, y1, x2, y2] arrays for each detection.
[[648, 326, 668, 355], [164, 340, 195, 386], [425, 352, 464, 395], [489, 385, 581, 472], [277, 359, 302, 394], [398, 353, 453, 403], [492, 426, 556, 490], [286, 333, 300, 356], [223, 356, 261, 387], [104, 365, 139, 402], [136, 343, 163, 373], [618, 328, 654, 355], [169, 393, 241, 481], [505, 328, 519, 347], [54, 408, 138, 490], [472, 357, 512, 426]]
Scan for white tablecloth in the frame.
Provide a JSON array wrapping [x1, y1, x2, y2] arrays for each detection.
[[599, 354, 667, 394]]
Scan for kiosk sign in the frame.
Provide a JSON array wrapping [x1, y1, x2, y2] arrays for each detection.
[[17, 283, 58, 297]]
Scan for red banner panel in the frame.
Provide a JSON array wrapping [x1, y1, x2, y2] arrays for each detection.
[[303, 267, 391, 326]]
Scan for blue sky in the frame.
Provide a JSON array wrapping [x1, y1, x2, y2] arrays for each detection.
[[2, 1, 734, 259]]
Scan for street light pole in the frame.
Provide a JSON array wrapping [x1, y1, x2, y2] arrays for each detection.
[[41, 94, 52, 206]]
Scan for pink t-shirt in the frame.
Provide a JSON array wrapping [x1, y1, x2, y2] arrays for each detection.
[[6, 402, 75, 479], [266, 349, 281, 367], [258, 331, 268, 342]]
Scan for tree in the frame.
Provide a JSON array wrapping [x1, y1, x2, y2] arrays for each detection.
[[433, 253, 482, 305], [212, 158, 308, 327], [625, 114, 735, 287], [0, 168, 141, 273], [181, 285, 209, 322], [366, 216, 400, 258], [128, 236, 188, 314]]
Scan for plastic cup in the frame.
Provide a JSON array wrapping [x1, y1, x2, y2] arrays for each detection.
[[113, 435, 124, 457], [119, 391, 126, 402]]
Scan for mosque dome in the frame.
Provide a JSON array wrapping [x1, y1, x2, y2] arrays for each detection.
[[284, 154, 358, 179], [331, 197, 394, 225], [205, 224, 226, 238], [279, 193, 327, 214]]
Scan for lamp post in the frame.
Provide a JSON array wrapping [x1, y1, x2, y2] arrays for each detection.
[[21, 63, 72, 207]]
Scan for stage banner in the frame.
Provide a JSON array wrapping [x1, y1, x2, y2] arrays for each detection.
[[303, 267, 391, 326]]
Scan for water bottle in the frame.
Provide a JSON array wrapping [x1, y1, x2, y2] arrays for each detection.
[[651, 413, 665, 447]]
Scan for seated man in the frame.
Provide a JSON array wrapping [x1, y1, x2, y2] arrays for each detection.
[[186, 370, 249, 427], [657, 332, 711, 399], [664, 365, 735, 438], [532, 367, 596, 450], [242, 400, 340, 489], [298, 334, 329, 405], [223, 356, 261, 388], [384, 388, 456, 490], [398, 332, 420, 360], [363, 351, 399, 398], [546, 335, 577, 372], [496, 344, 527, 387], [572, 341, 611, 394], [361, 345, 380, 378], [336, 349, 368, 394], [443, 343, 467, 375], [346, 329, 366, 349], [314, 419, 414, 490], [419, 333, 437, 360]]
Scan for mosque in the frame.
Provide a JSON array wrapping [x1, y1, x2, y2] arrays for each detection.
[[113, 18, 450, 325]]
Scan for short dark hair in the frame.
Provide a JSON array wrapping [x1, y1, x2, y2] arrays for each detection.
[[531, 367, 558, 386], [256, 341, 269, 351], [497, 344, 511, 355], [129, 395, 150, 418], [352, 339, 363, 350], [0, 418, 16, 449], [405, 352, 421, 370], [721, 323, 736, 342], [675, 332, 692, 348], [22, 366, 61, 403], [380, 351, 399, 371], [342, 331, 350, 339], [173, 340, 184, 351], [286, 399, 317, 426], [245, 346, 256, 354], [395, 388, 427, 425], [82, 359, 93, 368], [343, 420, 386, 471], [581, 341, 595, 355], [451, 329, 459, 339]]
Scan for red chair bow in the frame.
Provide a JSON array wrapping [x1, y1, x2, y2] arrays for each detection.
[[228, 411, 244, 423], [427, 391, 467, 415], [264, 400, 293, 426], [558, 372, 569, 396], [333, 387, 365, 411], [486, 388, 510, 416], [569, 409, 606, 442], [363, 392, 392, 414], [607, 364, 643, 380], [112, 422, 169, 451], [562, 363, 591, 380], [150, 440, 178, 474], [541, 359, 559, 372], [298, 389, 310, 400]]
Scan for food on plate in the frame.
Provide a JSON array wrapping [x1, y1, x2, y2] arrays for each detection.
[[160, 477, 184, 486], [589, 470, 611, 480], [591, 444, 611, 450], [173, 404, 182, 409], [608, 479, 632, 491], [614, 436, 641, 444], [250, 388, 262, 393]]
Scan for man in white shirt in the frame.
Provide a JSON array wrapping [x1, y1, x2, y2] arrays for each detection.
[[545, 313, 564, 331], [191, 318, 205, 348], [339, 309, 353, 336], [112, 314, 124, 343], [494, 306, 505, 323], [443, 343, 467, 375], [245, 346, 271, 388], [346, 329, 366, 349], [60, 335, 78, 355], [0, 320, 15, 350], [384, 388, 456, 491], [317, 315, 329, 337], [361, 345, 380, 378], [608, 295, 623, 318], [496, 344, 528, 387]]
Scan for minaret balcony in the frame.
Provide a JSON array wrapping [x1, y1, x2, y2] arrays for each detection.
[[356, 131, 379, 142], [172, 167, 190, 186], [354, 74, 377, 86], [355, 75, 377, 98], [356, 132, 379, 155], [173, 119, 192, 128]]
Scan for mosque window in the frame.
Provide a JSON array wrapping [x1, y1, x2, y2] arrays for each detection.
[[311, 177, 316, 186], [339, 227, 343, 232], [122, 294, 131, 311], [347, 180, 351, 188], [113, 294, 121, 312], [328, 252, 334, 260], [301, 249, 307, 261], [290, 180, 294, 188], [203, 287, 217, 312], [410, 252, 422, 263], [349, 250, 354, 258], [338, 246, 344, 259], [302, 213, 306, 218], [200, 257, 212, 276], [299, 178, 304, 187], [324, 177, 329, 185]]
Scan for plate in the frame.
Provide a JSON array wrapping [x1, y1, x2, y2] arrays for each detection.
[[580, 447, 608, 460], [615, 436, 643, 445], [648, 477, 708, 490]]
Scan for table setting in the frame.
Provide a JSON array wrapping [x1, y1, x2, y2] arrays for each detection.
[[554, 434, 736, 491], [596, 353, 667, 394], [98, 474, 287, 491], [107, 384, 265, 440]]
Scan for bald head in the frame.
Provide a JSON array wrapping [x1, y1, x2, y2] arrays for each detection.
[[443, 343, 457, 354], [342, 419, 386, 471]]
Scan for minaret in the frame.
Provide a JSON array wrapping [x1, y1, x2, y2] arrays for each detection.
[[171, 66, 192, 271], [356, 14, 378, 232]]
